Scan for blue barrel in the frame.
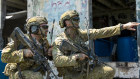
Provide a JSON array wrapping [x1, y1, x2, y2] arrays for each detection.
[[0, 50, 8, 79], [117, 37, 138, 62], [95, 39, 114, 56]]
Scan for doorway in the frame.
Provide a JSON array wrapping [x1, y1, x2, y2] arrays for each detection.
[[3, 0, 27, 47], [92, 0, 137, 62]]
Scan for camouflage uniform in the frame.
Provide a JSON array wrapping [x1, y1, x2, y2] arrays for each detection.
[[1, 16, 49, 79], [52, 10, 120, 79]]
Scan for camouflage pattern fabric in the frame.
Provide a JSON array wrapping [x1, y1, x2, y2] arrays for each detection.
[[9, 70, 43, 79], [52, 24, 121, 79], [59, 10, 79, 28], [62, 64, 115, 79], [26, 16, 48, 32], [1, 34, 49, 79]]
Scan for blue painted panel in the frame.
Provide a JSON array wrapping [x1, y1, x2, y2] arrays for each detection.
[[117, 37, 138, 62], [95, 39, 114, 57], [0, 50, 8, 79]]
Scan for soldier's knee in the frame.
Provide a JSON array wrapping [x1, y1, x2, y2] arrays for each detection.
[[107, 68, 115, 79], [14, 70, 43, 79], [112, 67, 116, 75], [103, 66, 115, 77], [110, 67, 115, 77]]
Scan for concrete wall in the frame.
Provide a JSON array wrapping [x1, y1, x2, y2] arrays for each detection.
[[0, 0, 6, 49], [136, 0, 140, 78], [27, 0, 89, 43], [137, 0, 140, 61]]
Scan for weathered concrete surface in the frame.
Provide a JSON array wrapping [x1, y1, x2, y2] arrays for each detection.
[[0, 0, 6, 49], [107, 62, 139, 78], [137, 0, 140, 59], [28, 0, 89, 43], [0, 29, 3, 49]]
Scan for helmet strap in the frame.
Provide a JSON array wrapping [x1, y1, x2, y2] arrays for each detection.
[[70, 19, 76, 28], [70, 19, 79, 29]]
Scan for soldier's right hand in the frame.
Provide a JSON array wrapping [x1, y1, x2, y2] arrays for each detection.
[[122, 22, 140, 31], [76, 53, 89, 61], [23, 49, 34, 57]]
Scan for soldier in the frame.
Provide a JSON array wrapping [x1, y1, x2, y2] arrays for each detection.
[[1, 16, 51, 79], [52, 10, 140, 79]]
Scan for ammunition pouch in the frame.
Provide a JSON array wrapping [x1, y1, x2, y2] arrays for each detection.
[[3, 63, 17, 76]]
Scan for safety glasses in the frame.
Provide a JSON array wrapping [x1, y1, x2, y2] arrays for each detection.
[[40, 24, 49, 29], [71, 16, 80, 22]]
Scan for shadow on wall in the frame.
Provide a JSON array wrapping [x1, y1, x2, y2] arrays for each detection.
[[2, 16, 27, 47]]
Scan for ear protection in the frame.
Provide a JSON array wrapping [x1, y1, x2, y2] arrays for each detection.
[[30, 25, 40, 34]]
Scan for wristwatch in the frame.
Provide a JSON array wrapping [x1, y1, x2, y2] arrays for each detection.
[[120, 23, 124, 31]]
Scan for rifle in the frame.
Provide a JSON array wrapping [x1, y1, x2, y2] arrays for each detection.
[[61, 40, 94, 60], [61, 40, 110, 67], [10, 27, 58, 79]]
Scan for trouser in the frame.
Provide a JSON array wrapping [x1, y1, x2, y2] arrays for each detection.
[[63, 64, 115, 79], [9, 70, 44, 79]]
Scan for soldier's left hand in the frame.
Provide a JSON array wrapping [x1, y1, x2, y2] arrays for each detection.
[[23, 49, 34, 58], [123, 22, 140, 31], [76, 53, 89, 61], [48, 47, 52, 56]]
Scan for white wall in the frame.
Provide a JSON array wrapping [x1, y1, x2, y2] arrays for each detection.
[[27, 0, 89, 43]]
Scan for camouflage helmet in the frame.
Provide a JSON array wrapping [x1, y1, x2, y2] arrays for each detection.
[[26, 16, 48, 32], [59, 10, 79, 28]]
